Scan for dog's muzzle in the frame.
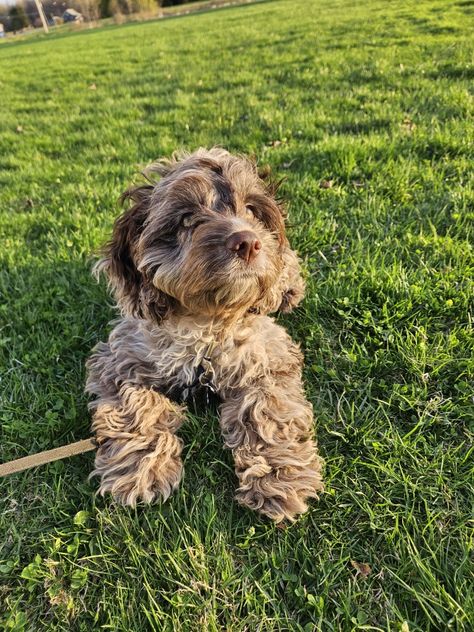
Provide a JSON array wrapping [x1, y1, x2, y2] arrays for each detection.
[[225, 230, 261, 263]]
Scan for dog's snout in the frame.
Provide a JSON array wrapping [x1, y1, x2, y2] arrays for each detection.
[[225, 231, 261, 263]]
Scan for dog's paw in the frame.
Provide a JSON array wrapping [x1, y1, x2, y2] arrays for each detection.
[[235, 459, 323, 522], [92, 432, 183, 506]]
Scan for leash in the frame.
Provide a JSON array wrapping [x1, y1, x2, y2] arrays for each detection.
[[0, 345, 217, 478], [0, 438, 96, 478]]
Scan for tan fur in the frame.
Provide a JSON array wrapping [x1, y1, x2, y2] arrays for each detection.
[[86, 148, 323, 522]]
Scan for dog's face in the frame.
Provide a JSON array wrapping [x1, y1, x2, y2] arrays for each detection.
[[98, 148, 304, 322]]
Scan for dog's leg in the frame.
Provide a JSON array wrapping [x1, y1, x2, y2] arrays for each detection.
[[91, 385, 185, 506], [219, 378, 323, 522]]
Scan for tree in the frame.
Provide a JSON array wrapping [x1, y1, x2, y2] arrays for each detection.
[[100, 0, 111, 18], [161, 0, 200, 6], [72, 0, 101, 21], [132, 0, 156, 13], [106, 0, 157, 17], [9, 5, 29, 32]]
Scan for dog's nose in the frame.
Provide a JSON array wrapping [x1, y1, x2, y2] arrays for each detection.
[[225, 231, 262, 263]]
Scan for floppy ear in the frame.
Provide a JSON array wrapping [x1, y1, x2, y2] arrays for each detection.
[[277, 245, 306, 313], [257, 164, 305, 312], [95, 184, 174, 322], [251, 243, 305, 316]]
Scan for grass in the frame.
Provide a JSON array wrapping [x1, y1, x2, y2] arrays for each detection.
[[0, 0, 261, 46], [0, 0, 473, 629]]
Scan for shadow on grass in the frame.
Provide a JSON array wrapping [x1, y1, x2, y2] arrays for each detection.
[[429, 65, 474, 81], [0, 258, 108, 451], [332, 118, 392, 136]]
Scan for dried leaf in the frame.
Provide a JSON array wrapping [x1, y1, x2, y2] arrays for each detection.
[[319, 179, 334, 189], [267, 138, 288, 148], [401, 117, 416, 132], [351, 560, 371, 577]]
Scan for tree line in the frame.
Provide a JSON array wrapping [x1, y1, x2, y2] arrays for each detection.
[[0, 0, 202, 32]]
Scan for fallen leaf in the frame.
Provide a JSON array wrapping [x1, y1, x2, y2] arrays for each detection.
[[401, 117, 416, 132], [49, 589, 70, 607], [267, 137, 288, 148], [351, 560, 371, 577], [319, 179, 334, 189]]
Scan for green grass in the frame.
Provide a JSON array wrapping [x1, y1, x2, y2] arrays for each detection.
[[0, 0, 473, 629], [0, 0, 259, 46]]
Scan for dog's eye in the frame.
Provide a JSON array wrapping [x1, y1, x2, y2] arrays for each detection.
[[245, 205, 256, 220]]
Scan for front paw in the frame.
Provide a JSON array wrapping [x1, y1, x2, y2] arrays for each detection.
[[92, 432, 183, 506], [235, 458, 323, 522]]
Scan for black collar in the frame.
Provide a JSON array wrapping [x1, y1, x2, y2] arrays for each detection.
[[180, 349, 217, 405]]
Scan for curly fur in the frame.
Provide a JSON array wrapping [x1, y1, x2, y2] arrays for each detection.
[[86, 147, 323, 522]]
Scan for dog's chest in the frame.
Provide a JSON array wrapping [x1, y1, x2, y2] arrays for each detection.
[[146, 325, 222, 401], [144, 315, 283, 401], [168, 344, 218, 405]]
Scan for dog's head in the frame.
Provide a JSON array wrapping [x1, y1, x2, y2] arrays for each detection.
[[97, 148, 305, 322]]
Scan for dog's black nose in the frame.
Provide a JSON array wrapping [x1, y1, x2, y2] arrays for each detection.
[[226, 231, 261, 263]]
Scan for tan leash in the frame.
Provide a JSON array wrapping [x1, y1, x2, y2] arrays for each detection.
[[0, 438, 96, 477]]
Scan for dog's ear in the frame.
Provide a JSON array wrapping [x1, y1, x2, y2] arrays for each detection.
[[258, 164, 305, 311], [276, 246, 306, 313], [95, 184, 174, 322], [251, 244, 305, 315]]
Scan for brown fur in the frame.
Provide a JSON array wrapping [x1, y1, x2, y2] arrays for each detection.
[[86, 148, 323, 522]]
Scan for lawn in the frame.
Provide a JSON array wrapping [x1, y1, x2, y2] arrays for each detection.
[[0, 0, 473, 629]]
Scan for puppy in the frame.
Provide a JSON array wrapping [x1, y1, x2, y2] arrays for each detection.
[[86, 148, 323, 522]]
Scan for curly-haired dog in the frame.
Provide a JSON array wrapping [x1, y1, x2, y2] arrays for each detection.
[[86, 148, 323, 522]]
